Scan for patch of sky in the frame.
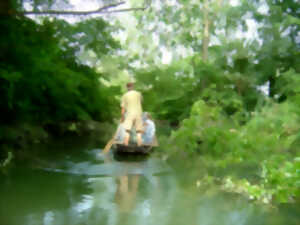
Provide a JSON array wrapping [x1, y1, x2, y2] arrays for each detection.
[[152, 32, 160, 46], [23, 1, 33, 10], [230, 0, 240, 7], [257, 81, 270, 96], [165, 0, 177, 6], [235, 18, 262, 44], [257, 2, 269, 15], [227, 49, 237, 67], [161, 47, 172, 65], [176, 45, 192, 58], [130, 60, 142, 68]]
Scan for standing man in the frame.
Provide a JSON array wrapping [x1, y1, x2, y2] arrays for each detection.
[[121, 82, 143, 146]]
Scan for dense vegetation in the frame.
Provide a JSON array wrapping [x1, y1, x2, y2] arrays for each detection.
[[0, 2, 121, 156], [0, 17, 119, 124], [131, 0, 300, 204], [1, 0, 299, 205]]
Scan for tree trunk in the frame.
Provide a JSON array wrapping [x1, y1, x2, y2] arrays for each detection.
[[202, 0, 210, 62], [0, 0, 14, 16]]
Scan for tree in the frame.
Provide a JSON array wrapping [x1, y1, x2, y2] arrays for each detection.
[[0, 15, 121, 124], [253, 0, 300, 98], [1, 0, 148, 16]]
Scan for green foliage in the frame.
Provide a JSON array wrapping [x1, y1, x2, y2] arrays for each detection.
[[135, 62, 195, 124], [276, 69, 300, 104], [50, 18, 120, 59], [0, 17, 120, 125], [135, 55, 261, 126], [169, 96, 300, 203], [174, 98, 300, 157], [171, 99, 234, 155], [260, 157, 300, 203]]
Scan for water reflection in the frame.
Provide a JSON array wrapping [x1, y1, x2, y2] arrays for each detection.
[[115, 174, 140, 213], [0, 142, 299, 225], [87, 153, 165, 225]]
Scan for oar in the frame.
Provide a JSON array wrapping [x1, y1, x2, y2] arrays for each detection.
[[102, 130, 118, 154], [102, 138, 114, 154]]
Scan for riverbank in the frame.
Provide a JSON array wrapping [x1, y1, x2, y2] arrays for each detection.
[[0, 120, 116, 168]]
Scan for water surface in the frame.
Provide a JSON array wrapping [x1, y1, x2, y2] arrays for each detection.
[[0, 136, 299, 225]]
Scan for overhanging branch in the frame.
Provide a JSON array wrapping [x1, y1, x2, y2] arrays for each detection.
[[17, 1, 148, 16], [101, 6, 148, 14]]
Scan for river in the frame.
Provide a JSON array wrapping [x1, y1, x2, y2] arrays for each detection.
[[0, 136, 299, 225]]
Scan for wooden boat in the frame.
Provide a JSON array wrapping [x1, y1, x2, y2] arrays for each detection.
[[112, 133, 158, 155]]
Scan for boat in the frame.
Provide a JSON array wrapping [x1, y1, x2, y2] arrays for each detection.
[[112, 127, 158, 155]]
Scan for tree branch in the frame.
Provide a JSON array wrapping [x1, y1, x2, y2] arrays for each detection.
[[17, 1, 143, 16], [101, 6, 148, 14]]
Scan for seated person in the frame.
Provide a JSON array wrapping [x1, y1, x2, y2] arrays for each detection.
[[142, 112, 156, 145], [115, 121, 126, 143], [115, 122, 139, 144], [115, 113, 155, 145]]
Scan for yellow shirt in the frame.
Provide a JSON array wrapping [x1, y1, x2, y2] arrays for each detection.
[[121, 90, 143, 115]]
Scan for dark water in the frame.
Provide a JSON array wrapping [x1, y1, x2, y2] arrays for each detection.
[[0, 136, 299, 225]]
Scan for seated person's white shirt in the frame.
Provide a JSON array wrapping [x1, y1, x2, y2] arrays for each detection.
[[116, 119, 155, 144], [143, 119, 155, 144]]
